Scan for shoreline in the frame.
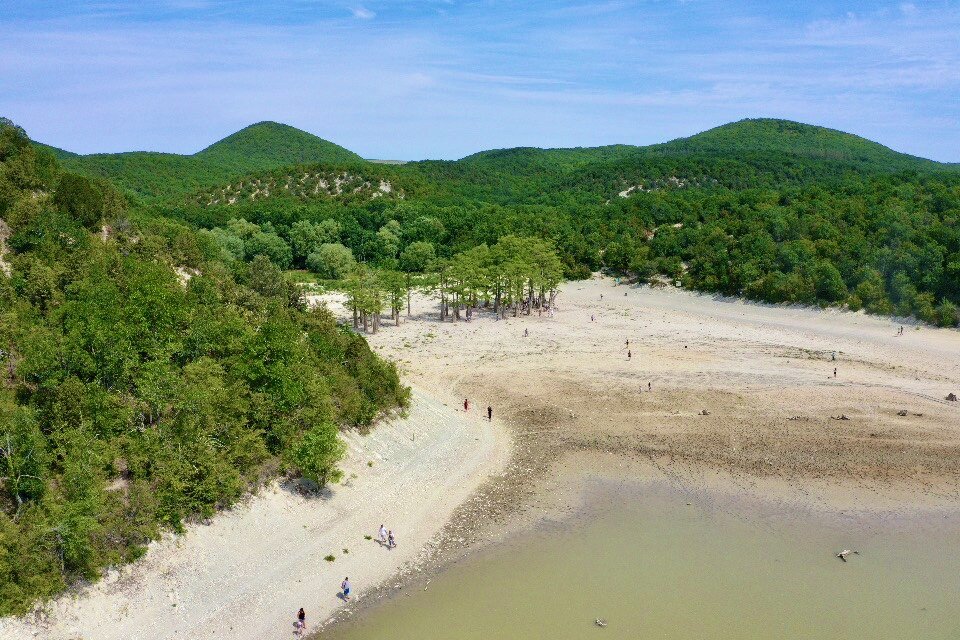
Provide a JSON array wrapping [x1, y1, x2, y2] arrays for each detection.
[[313, 276, 960, 631], [0, 390, 510, 640], [319, 451, 960, 635]]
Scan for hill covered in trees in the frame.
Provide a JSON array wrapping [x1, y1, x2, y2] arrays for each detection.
[[38, 121, 363, 200], [91, 116, 960, 330], [0, 119, 406, 614], [150, 118, 959, 328]]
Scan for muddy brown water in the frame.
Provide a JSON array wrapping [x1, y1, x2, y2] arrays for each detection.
[[326, 479, 960, 639]]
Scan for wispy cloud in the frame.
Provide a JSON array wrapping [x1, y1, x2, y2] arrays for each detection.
[[1, 1, 958, 161], [350, 5, 375, 19]]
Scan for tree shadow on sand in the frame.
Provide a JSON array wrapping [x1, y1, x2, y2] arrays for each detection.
[[279, 477, 335, 501]]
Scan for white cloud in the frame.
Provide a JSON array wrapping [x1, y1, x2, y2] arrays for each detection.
[[351, 6, 375, 19]]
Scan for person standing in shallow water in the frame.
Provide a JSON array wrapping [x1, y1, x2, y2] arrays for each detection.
[[341, 577, 351, 601]]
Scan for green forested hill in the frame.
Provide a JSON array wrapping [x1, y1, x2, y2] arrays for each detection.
[[0, 120, 406, 614], [194, 121, 362, 166], [38, 121, 363, 200], [645, 118, 949, 172], [159, 118, 959, 327], [457, 118, 952, 175]]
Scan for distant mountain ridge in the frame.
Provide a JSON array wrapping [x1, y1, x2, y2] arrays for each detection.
[[32, 117, 957, 202], [460, 118, 950, 172]]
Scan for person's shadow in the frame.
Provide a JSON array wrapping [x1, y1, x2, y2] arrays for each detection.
[[337, 591, 349, 601]]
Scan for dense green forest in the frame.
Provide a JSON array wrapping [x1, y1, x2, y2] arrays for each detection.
[[42, 121, 363, 200], [0, 119, 407, 614], [124, 118, 958, 326]]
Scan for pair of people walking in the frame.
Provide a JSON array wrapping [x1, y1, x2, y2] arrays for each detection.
[[378, 523, 397, 549], [464, 399, 494, 421]]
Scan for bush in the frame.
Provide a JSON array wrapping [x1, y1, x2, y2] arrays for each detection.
[[246, 231, 292, 269], [52, 173, 105, 229], [399, 241, 435, 273], [285, 423, 346, 486], [306, 243, 356, 279], [936, 299, 958, 327]]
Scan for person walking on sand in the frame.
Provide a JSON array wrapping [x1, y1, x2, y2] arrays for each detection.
[[388, 530, 396, 549], [833, 367, 837, 378], [379, 524, 387, 546], [648, 382, 652, 392], [591, 314, 595, 322], [341, 577, 351, 601], [295, 608, 306, 637], [464, 398, 469, 412], [487, 405, 493, 421], [628, 349, 632, 360], [626, 339, 630, 347]]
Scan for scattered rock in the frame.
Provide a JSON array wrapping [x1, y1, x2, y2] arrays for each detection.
[[836, 549, 859, 562], [831, 414, 851, 421], [897, 410, 908, 416]]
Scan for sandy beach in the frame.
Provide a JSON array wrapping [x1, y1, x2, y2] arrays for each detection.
[[334, 277, 960, 524], [0, 391, 509, 640]]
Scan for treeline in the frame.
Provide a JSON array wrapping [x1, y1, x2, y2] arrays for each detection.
[[0, 120, 407, 614], [170, 149, 960, 326], [342, 236, 563, 331], [606, 174, 960, 325]]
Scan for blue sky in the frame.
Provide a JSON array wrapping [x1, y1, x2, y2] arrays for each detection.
[[1, 1, 958, 161]]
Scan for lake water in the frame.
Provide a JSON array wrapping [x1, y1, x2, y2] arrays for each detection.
[[326, 480, 960, 640]]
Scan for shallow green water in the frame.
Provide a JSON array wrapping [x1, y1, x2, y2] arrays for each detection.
[[327, 481, 960, 640]]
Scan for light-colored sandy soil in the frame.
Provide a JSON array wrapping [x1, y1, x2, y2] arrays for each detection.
[[0, 391, 509, 640], [328, 277, 960, 519]]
